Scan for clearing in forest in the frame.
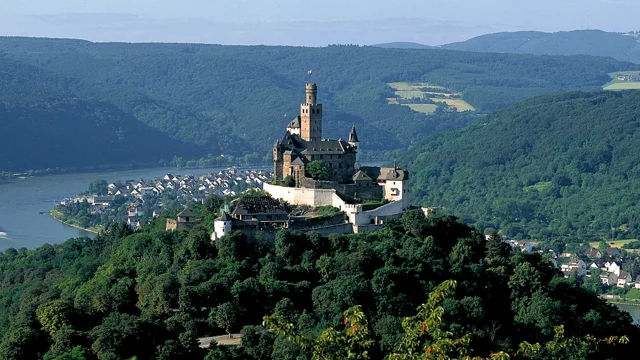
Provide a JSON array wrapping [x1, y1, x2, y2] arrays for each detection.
[[386, 82, 475, 114], [603, 71, 640, 90]]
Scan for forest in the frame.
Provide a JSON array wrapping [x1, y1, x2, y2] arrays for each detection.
[[0, 201, 637, 359], [400, 90, 640, 241], [0, 37, 636, 171]]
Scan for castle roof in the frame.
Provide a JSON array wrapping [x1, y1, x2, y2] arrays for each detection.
[[380, 167, 408, 181], [216, 211, 233, 221], [300, 139, 355, 155], [291, 157, 306, 166], [352, 170, 373, 182], [287, 116, 301, 129], [361, 166, 409, 181], [177, 207, 196, 218], [349, 125, 359, 142]]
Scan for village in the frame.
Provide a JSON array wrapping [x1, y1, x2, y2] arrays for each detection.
[[501, 235, 640, 299], [56, 168, 272, 229]]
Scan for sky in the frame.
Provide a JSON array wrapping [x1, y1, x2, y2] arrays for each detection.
[[1, 0, 639, 45]]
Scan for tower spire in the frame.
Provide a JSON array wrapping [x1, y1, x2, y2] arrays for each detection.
[[349, 124, 359, 142]]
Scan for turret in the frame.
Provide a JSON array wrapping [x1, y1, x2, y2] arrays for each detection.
[[212, 211, 233, 241], [348, 125, 360, 167], [305, 82, 317, 104]]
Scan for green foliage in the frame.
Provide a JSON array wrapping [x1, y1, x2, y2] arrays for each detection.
[[0, 210, 636, 359], [282, 175, 295, 188], [305, 160, 330, 180], [401, 91, 640, 241], [89, 180, 109, 196], [622, 240, 640, 249], [266, 280, 630, 360], [212, 302, 238, 336]]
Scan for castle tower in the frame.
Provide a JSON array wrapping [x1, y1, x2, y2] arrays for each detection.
[[300, 83, 323, 141], [348, 125, 360, 168]]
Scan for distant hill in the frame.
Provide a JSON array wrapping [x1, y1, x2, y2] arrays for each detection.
[[442, 30, 640, 64], [399, 91, 640, 240], [0, 37, 636, 171], [373, 42, 432, 49]]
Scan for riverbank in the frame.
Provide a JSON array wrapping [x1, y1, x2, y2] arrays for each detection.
[[50, 210, 101, 235]]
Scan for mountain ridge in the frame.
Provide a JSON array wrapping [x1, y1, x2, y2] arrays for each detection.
[[440, 29, 640, 63]]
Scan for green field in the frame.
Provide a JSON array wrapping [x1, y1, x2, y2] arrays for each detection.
[[604, 82, 640, 90], [386, 82, 475, 115], [603, 71, 640, 90], [431, 98, 476, 111], [588, 239, 638, 249], [524, 181, 552, 192], [403, 104, 438, 114]]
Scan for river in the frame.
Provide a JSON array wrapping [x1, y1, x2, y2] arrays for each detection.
[[0, 166, 233, 252], [614, 304, 640, 325]]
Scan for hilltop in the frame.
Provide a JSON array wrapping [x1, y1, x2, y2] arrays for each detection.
[[399, 91, 640, 241], [0, 37, 636, 171], [442, 30, 640, 64]]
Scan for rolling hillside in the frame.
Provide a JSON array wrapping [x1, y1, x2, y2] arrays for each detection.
[[442, 30, 640, 64], [399, 91, 640, 241]]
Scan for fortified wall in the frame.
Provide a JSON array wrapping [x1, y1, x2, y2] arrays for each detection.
[[296, 176, 383, 202]]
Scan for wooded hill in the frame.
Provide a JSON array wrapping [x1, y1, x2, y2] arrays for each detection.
[[0, 37, 636, 171], [0, 56, 209, 171], [400, 91, 640, 241], [0, 207, 636, 359], [442, 30, 640, 64]]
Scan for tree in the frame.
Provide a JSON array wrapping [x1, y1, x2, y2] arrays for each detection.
[[305, 160, 330, 180], [212, 302, 238, 338], [485, 232, 511, 264], [240, 325, 276, 360], [282, 175, 295, 187], [89, 179, 108, 195], [598, 241, 608, 255]]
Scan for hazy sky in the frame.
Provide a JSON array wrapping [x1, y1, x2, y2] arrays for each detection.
[[2, 0, 639, 45]]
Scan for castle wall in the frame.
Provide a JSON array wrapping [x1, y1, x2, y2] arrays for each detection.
[[306, 223, 353, 237], [363, 199, 405, 218], [297, 176, 382, 202], [263, 183, 336, 207]]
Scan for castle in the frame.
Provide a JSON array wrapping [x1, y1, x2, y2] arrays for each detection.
[[212, 82, 411, 240], [273, 83, 359, 184], [264, 83, 411, 232]]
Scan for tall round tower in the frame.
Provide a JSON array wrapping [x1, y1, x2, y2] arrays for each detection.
[[300, 83, 322, 141]]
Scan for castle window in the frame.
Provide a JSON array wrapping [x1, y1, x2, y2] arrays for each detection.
[[339, 163, 342, 168]]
